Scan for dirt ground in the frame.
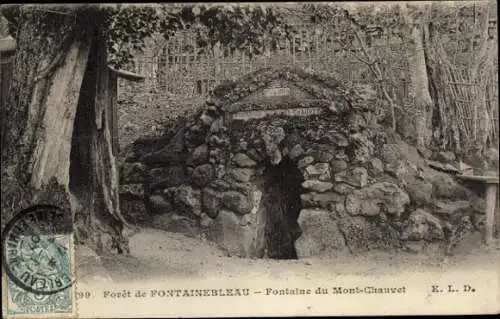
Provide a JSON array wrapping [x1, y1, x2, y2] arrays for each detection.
[[75, 227, 500, 283]]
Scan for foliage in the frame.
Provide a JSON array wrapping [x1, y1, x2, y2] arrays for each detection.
[[104, 4, 296, 68], [105, 5, 160, 68], [1, 4, 295, 68], [299, 2, 498, 155], [298, 2, 496, 57]]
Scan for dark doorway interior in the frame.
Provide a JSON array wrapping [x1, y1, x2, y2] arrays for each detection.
[[261, 157, 303, 259]]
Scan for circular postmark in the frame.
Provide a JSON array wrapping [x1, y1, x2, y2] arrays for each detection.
[[2, 205, 74, 295]]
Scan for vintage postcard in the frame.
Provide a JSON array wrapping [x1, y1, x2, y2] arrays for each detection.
[[1, 2, 499, 318]]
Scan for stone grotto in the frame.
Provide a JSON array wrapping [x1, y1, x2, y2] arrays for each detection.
[[120, 67, 488, 259]]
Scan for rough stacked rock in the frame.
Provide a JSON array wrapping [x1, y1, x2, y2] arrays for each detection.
[[119, 67, 487, 258]]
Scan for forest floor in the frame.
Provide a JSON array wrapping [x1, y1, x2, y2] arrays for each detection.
[[117, 89, 203, 150], [75, 227, 500, 283]]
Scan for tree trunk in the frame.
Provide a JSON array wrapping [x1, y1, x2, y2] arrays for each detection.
[[1, 6, 128, 254], [468, 2, 494, 157], [403, 6, 434, 149], [1, 8, 90, 227], [70, 31, 129, 254], [424, 2, 495, 157]]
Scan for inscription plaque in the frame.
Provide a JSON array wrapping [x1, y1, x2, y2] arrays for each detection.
[[232, 107, 324, 121], [263, 87, 291, 97]]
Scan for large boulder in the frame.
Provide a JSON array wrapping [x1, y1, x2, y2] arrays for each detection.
[[349, 133, 375, 164], [121, 162, 146, 184], [228, 168, 255, 183], [288, 144, 305, 160], [401, 209, 445, 241], [301, 192, 344, 209], [334, 167, 368, 188], [330, 160, 348, 172], [333, 183, 355, 195], [306, 149, 334, 163], [337, 216, 374, 253], [405, 180, 433, 206], [431, 174, 473, 200], [148, 195, 173, 215], [222, 191, 253, 214], [205, 210, 255, 257], [338, 215, 401, 253], [208, 148, 226, 165], [202, 187, 224, 218], [149, 166, 188, 191], [191, 164, 215, 187], [298, 156, 315, 169], [173, 185, 202, 217], [295, 209, 347, 258], [301, 180, 334, 193], [269, 149, 282, 166], [207, 179, 254, 196], [187, 144, 209, 166], [379, 143, 404, 177], [331, 132, 349, 147], [345, 182, 410, 217], [261, 125, 285, 164], [432, 200, 471, 216], [304, 163, 331, 181], [368, 157, 384, 177], [142, 127, 187, 165], [231, 153, 257, 167]]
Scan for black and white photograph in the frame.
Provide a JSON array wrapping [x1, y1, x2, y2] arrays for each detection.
[[1, 2, 499, 317]]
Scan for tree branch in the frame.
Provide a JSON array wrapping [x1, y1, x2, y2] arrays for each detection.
[[1, 4, 122, 22], [353, 29, 398, 131]]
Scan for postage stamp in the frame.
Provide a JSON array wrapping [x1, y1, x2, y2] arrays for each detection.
[[2, 205, 76, 317]]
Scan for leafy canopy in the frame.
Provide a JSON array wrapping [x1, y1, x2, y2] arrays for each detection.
[[2, 3, 494, 69], [105, 3, 297, 68], [299, 2, 494, 50]]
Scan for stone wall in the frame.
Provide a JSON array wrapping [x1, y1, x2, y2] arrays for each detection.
[[120, 67, 487, 259]]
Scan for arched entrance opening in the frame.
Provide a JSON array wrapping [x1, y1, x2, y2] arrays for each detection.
[[260, 156, 303, 259]]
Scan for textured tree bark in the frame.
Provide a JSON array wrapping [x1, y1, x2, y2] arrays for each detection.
[[469, 3, 494, 156], [425, 21, 464, 154], [407, 23, 433, 149], [70, 31, 129, 254], [1, 8, 91, 226], [108, 70, 120, 156], [1, 9, 84, 183], [0, 48, 14, 154], [425, 2, 495, 156]]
